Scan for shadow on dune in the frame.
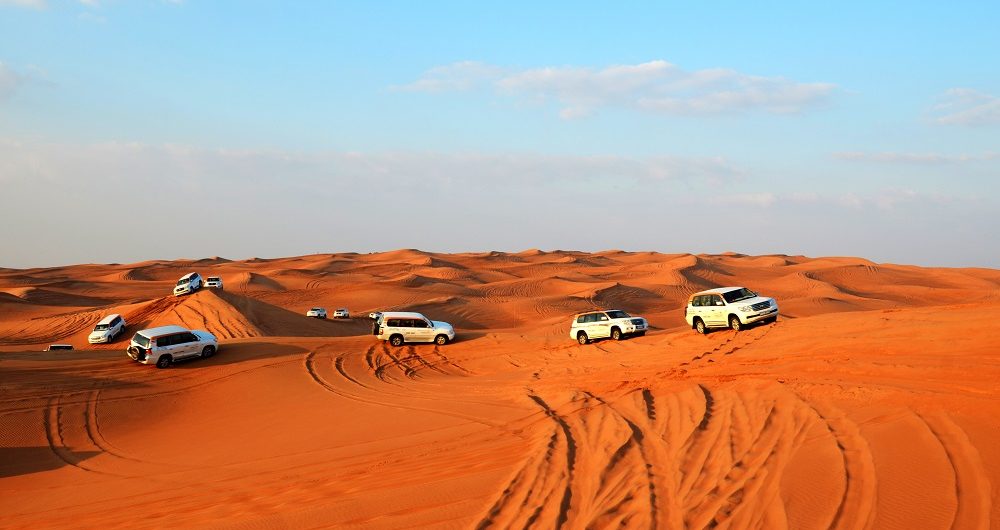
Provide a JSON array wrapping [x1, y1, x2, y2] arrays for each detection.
[[0, 447, 101, 478], [171, 341, 309, 368]]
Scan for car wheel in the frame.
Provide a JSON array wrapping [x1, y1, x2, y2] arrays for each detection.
[[611, 327, 622, 340], [156, 355, 172, 369], [389, 335, 404, 347], [201, 345, 215, 358], [434, 334, 449, 345], [695, 319, 707, 335], [730, 316, 742, 332], [577, 332, 589, 345]]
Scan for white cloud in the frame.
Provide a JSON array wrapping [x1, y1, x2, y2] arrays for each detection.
[[708, 192, 777, 208], [397, 60, 836, 118], [932, 88, 1000, 126], [834, 150, 999, 164], [0, 62, 28, 101], [0, 0, 46, 8], [0, 139, 743, 189], [703, 189, 953, 212]]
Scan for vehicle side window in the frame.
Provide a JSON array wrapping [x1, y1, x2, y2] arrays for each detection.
[[156, 336, 172, 347], [599, 314, 609, 321], [576, 315, 586, 324], [181, 333, 198, 343], [386, 319, 399, 327], [713, 295, 725, 306]]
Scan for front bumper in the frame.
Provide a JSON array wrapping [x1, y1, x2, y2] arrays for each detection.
[[744, 307, 778, 323], [88, 335, 109, 344]]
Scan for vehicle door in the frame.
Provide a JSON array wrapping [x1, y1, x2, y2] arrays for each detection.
[[412, 318, 436, 342], [706, 295, 726, 326], [398, 319, 419, 342], [593, 312, 612, 338], [155, 334, 182, 360], [181, 332, 204, 358]]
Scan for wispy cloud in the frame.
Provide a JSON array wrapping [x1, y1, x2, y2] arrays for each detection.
[[834, 150, 999, 164], [932, 88, 1000, 126], [0, 62, 29, 101], [0, 139, 743, 189], [0, 0, 46, 8], [396, 60, 837, 119], [703, 189, 956, 212]]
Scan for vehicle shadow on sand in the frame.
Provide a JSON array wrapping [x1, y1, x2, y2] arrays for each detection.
[[169, 341, 308, 369]]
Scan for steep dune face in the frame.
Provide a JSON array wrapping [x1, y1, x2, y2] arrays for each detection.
[[1, 251, 999, 529]]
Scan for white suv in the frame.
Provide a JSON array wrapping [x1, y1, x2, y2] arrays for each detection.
[[173, 272, 203, 296], [685, 286, 778, 334], [570, 309, 648, 345], [126, 325, 218, 368], [88, 313, 127, 344], [204, 276, 224, 289], [374, 311, 455, 346], [306, 307, 327, 319]]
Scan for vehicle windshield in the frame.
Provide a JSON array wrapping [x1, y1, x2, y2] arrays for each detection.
[[207, 277, 220, 282], [311, 308, 322, 312], [605, 310, 631, 319], [176, 278, 189, 286], [94, 324, 109, 331], [723, 288, 757, 304], [133, 333, 151, 348]]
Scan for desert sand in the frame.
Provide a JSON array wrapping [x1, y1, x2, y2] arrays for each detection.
[[1, 250, 999, 529]]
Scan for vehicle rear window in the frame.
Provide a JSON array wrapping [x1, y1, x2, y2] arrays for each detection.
[[133, 333, 151, 348]]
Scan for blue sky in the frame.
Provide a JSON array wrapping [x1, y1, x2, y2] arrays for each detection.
[[1, 1, 998, 267]]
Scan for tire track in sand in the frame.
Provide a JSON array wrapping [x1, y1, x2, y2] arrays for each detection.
[[918, 412, 991, 530], [304, 348, 503, 428]]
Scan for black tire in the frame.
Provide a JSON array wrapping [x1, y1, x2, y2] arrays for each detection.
[[767, 316, 778, 324], [577, 332, 589, 345], [730, 316, 743, 332], [389, 335, 404, 347], [611, 327, 622, 341], [201, 345, 215, 359], [694, 319, 707, 335], [434, 334, 449, 346], [638, 331, 646, 337], [155, 355, 172, 369]]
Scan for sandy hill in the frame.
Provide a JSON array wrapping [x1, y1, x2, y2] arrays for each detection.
[[1, 250, 999, 529]]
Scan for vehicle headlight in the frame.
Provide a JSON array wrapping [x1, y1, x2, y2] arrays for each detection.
[[740, 306, 753, 312]]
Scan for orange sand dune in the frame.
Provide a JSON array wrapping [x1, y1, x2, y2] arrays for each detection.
[[1, 250, 999, 529]]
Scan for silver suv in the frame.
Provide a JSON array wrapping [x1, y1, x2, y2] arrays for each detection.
[[374, 311, 455, 346], [127, 325, 218, 368], [570, 309, 648, 344], [173, 272, 203, 296], [685, 286, 778, 334]]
